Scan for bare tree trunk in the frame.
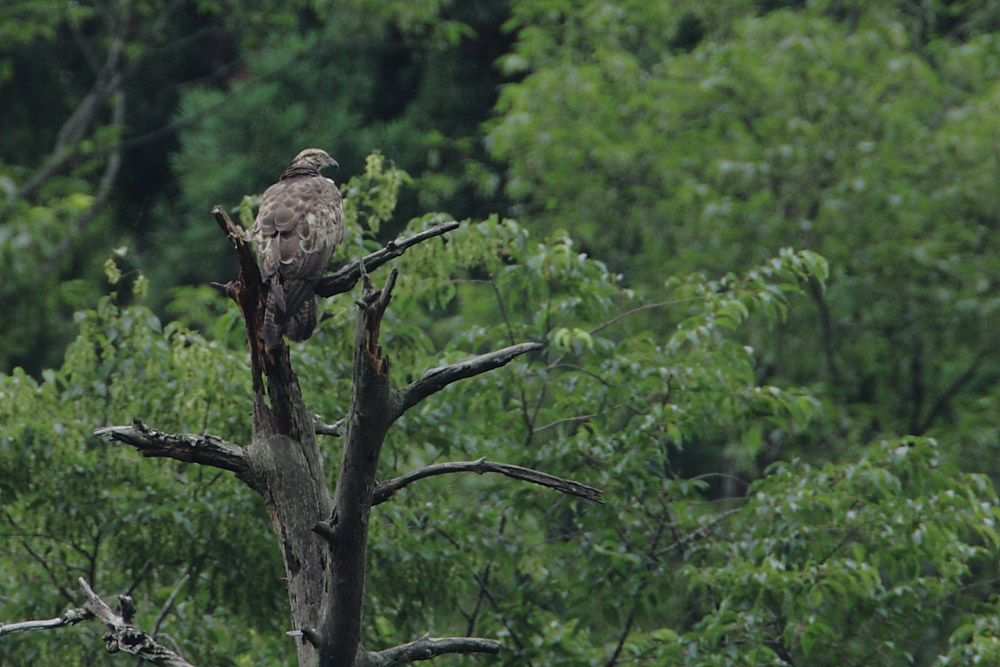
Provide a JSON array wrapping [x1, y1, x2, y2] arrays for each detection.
[[85, 210, 602, 666]]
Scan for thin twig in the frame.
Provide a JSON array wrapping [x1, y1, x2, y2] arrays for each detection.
[[372, 457, 603, 505], [650, 507, 744, 558], [465, 516, 504, 637], [150, 568, 189, 638], [315, 221, 460, 298], [533, 412, 602, 434], [367, 635, 502, 666], [590, 299, 698, 336], [471, 568, 532, 663], [393, 342, 543, 421], [18, 539, 78, 605], [40, 88, 125, 279], [916, 349, 991, 434]]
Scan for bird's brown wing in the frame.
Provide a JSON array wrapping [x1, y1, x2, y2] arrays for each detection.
[[252, 176, 344, 322]]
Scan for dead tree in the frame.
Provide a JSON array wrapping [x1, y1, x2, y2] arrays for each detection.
[[79, 208, 603, 666]]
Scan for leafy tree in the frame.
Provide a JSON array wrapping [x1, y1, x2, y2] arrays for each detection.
[[3, 156, 998, 665], [5, 1, 1000, 664], [0, 0, 512, 375], [486, 0, 1000, 464]]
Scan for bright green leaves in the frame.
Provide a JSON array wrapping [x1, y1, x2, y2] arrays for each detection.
[[102, 257, 122, 286], [338, 151, 411, 254], [550, 326, 594, 353], [945, 610, 1000, 665], [676, 437, 1000, 665]]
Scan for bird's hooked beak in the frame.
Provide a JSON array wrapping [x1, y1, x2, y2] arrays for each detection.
[[323, 155, 339, 170]]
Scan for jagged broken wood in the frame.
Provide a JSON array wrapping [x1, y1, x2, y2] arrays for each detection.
[[313, 415, 343, 437], [95, 419, 250, 483], [372, 457, 605, 506], [0, 578, 193, 667], [80, 202, 602, 666]]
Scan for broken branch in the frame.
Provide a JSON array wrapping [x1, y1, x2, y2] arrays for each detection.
[[1, 579, 193, 667], [0, 608, 91, 637], [77, 578, 194, 667], [94, 420, 252, 486], [314, 414, 343, 437]]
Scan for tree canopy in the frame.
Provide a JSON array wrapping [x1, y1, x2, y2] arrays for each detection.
[[2, 1, 1000, 665]]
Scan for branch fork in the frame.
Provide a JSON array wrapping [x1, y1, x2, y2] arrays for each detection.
[[1, 578, 193, 667], [81, 208, 604, 666]]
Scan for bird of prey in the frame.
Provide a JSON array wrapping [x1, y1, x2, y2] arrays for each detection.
[[249, 148, 343, 348]]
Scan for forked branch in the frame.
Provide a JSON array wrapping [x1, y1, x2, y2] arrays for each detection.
[[372, 457, 604, 506], [1, 578, 194, 667], [79, 577, 194, 667]]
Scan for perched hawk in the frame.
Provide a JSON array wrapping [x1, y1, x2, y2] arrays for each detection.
[[250, 148, 344, 348]]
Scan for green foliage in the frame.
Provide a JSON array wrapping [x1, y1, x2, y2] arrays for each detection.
[[1, 0, 511, 375], [0, 270, 287, 664], [488, 0, 1000, 470], [4, 0, 1000, 664], [145, 0, 511, 315], [675, 437, 999, 665]]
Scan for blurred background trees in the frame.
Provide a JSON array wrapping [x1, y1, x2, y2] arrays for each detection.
[[3, 1, 1000, 664]]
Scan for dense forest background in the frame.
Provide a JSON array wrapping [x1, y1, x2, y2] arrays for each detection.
[[2, 0, 1000, 665]]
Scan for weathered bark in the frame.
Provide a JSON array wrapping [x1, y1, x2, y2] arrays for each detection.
[[212, 206, 332, 666], [319, 268, 397, 663], [93, 420, 250, 483], [84, 212, 602, 666], [372, 457, 605, 506], [209, 212, 504, 666]]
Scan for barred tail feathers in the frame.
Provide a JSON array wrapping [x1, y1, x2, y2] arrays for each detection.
[[285, 297, 317, 342], [263, 289, 282, 349]]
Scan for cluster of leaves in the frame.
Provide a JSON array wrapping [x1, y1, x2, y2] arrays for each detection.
[[487, 1, 1000, 468]]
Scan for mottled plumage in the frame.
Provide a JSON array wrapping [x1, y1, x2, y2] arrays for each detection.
[[250, 148, 343, 348]]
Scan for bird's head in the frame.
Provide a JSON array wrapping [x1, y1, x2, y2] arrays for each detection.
[[290, 148, 339, 172], [280, 148, 340, 181]]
